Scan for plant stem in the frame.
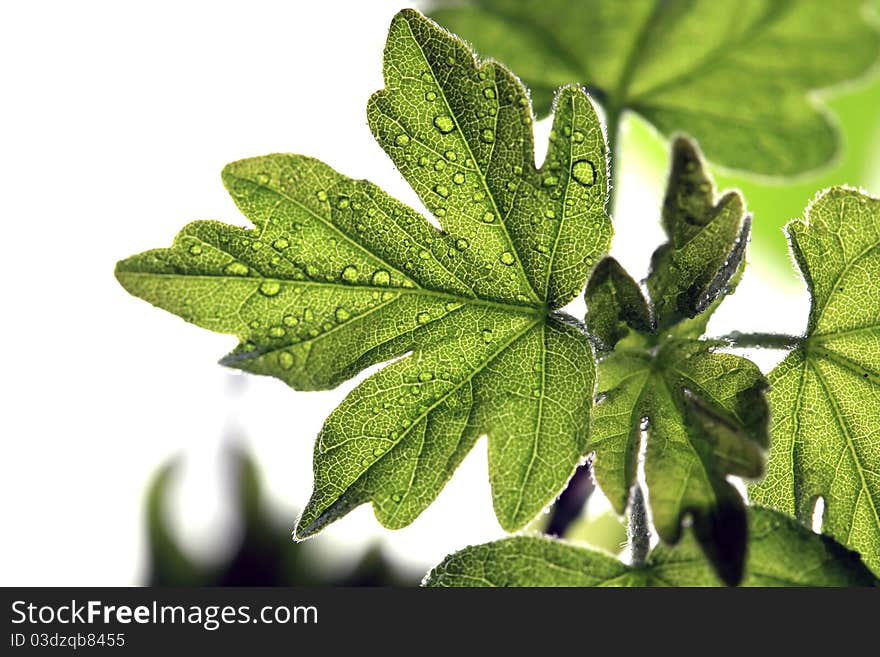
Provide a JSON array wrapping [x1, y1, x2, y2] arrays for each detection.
[[628, 485, 650, 567], [719, 331, 802, 350], [604, 107, 622, 215]]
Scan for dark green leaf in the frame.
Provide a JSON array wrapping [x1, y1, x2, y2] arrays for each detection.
[[591, 336, 768, 585], [647, 137, 750, 330], [585, 257, 652, 350], [582, 136, 766, 585]]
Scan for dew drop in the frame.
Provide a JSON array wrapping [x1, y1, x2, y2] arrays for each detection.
[[434, 184, 450, 198], [316, 190, 328, 202], [433, 114, 455, 134], [256, 172, 270, 185], [418, 371, 434, 382], [395, 133, 411, 146], [224, 262, 249, 276], [417, 312, 431, 324], [545, 209, 556, 219], [445, 150, 457, 161], [303, 308, 314, 322], [500, 251, 515, 266], [373, 447, 384, 456], [481, 329, 494, 343], [572, 130, 585, 143], [425, 91, 437, 101], [188, 244, 203, 256], [259, 280, 281, 296], [336, 196, 350, 209], [455, 238, 469, 251], [571, 159, 596, 186], [482, 211, 495, 223], [480, 128, 495, 143], [283, 314, 299, 327], [483, 87, 496, 99], [335, 307, 351, 323], [341, 265, 358, 282], [543, 175, 559, 187], [371, 269, 390, 286], [268, 325, 286, 338], [278, 351, 295, 370], [452, 172, 465, 185], [391, 494, 402, 503], [272, 238, 289, 250]]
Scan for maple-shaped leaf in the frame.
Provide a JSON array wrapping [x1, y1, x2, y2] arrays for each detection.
[[751, 187, 880, 575], [424, 507, 878, 587], [585, 138, 767, 585], [115, 9, 611, 536], [430, 0, 880, 175]]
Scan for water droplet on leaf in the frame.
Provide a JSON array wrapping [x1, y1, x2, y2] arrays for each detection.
[[571, 159, 596, 186], [341, 265, 358, 282], [259, 280, 281, 296], [433, 115, 455, 134], [224, 262, 249, 276], [278, 352, 295, 370]]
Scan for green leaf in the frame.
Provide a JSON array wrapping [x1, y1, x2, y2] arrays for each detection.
[[424, 506, 879, 586], [584, 137, 766, 585], [750, 187, 880, 575], [430, 0, 880, 175], [115, 9, 612, 537], [592, 337, 767, 585], [647, 138, 749, 331], [584, 257, 652, 351]]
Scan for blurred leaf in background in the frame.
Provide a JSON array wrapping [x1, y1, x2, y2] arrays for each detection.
[[429, 0, 880, 275], [622, 78, 880, 279], [145, 445, 419, 586]]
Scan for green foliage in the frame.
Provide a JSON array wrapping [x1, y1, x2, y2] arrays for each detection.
[[424, 507, 878, 587], [585, 139, 767, 585], [116, 9, 612, 537], [430, 0, 880, 175], [751, 187, 880, 575], [117, 7, 880, 587]]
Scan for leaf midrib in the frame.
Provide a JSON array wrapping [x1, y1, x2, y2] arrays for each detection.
[[117, 271, 543, 318], [402, 15, 542, 305]]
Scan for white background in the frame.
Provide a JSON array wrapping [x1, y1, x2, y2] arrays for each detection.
[[0, 0, 834, 585]]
